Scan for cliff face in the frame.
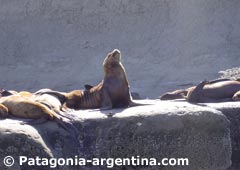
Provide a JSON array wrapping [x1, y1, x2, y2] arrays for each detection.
[[0, 1, 239, 169], [0, 100, 232, 170], [0, 0, 240, 98]]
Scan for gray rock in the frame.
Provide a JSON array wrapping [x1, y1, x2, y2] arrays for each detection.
[[205, 102, 240, 170], [219, 67, 240, 80], [0, 100, 231, 170]]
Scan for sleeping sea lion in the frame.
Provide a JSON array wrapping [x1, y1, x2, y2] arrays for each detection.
[[159, 78, 232, 100], [186, 80, 240, 103]]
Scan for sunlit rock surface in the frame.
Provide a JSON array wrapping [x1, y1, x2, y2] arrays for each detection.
[[0, 100, 231, 170]]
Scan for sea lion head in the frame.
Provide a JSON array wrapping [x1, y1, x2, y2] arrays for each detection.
[[232, 91, 240, 101], [0, 90, 17, 97], [103, 49, 124, 76], [103, 49, 121, 67]]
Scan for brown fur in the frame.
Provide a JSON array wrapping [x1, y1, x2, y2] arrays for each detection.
[[159, 78, 232, 101], [36, 49, 143, 110], [0, 93, 79, 144], [186, 80, 240, 103], [65, 49, 133, 109], [160, 87, 193, 100], [0, 95, 59, 119], [0, 104, 8, 117]]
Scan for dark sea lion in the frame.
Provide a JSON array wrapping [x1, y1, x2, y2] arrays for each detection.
[[159, 78, 232, 101], [37, 49, 146, 110], [186, 80, 240, 103]]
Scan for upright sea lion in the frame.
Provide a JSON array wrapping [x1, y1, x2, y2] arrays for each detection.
[[37, 49, 146, 110], [186, 80, 240, 103]]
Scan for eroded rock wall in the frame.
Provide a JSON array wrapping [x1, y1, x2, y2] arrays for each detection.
[[0, 0, 240, 98]]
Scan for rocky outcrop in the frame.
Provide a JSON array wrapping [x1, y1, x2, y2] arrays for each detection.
[[0, 100, 231, 170], [219, 67, 240, 80], [205, 102, 240, 170]]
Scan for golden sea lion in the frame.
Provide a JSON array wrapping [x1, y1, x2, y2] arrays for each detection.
[[0, 95, 61, 119]]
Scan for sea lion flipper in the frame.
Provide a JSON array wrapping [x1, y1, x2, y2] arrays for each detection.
[[186, 81, 208, 103], [101, 90, 113, 108], [232, 90, 240, 101], [0, 104, 8, 118]]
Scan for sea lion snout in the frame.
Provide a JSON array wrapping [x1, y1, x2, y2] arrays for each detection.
[[103, 49, 121, 67], [112, 49, 120, 55], [111, 49, 121, 62], [110, 49, 121, 61]]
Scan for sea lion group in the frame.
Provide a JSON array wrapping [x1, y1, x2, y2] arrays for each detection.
[[0, 49, 143, 125], [1, 48, 239, 127]]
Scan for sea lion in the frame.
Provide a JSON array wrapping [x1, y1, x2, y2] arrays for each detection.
[[0, 95, 62, 119], [160, 87, 194, 100], [0, 89, 66, 114], [0, 94, 79, 135], [159, 78, 232, 100], [0, 93, 79, 144], [0, 89, 32, 97], [186, 80, 240, 103], [37, 49, 146, 110]]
